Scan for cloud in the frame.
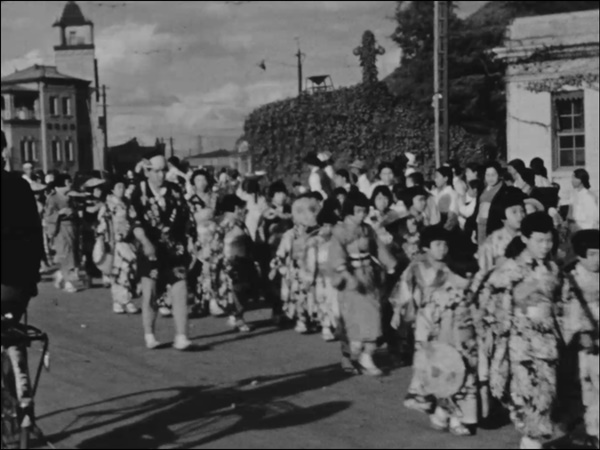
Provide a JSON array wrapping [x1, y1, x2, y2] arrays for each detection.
[[0, 49, 51, 77], [95, 22, 183, 74]]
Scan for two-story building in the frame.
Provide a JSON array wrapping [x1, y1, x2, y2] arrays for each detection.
[[1, 65, 92, 173], [494, 9, 599, 202], [1, 1, 104, 174]]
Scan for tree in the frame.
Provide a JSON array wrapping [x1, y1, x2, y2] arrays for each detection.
[[387, 1, 600, 157]]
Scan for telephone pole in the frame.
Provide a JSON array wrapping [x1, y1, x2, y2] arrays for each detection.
[[433, 1, 450, 167], [101, 85, 109, 173], [169, 137, 174, 158], [295, 38, 305, 96]]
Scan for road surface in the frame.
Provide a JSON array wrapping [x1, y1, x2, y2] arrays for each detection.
[[28, 280, 523, 449]]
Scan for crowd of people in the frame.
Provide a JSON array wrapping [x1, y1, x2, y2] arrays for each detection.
[[2, 136, 599, 449]]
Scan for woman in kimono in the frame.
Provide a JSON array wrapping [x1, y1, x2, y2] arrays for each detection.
[[472, 187, 527, 419], [271, 196, 320, 334], [97, 179, 139, 314], [476, 212, 563, 450], [391, 226, 478, 436], [304, 204, 340, 342], [45, 174, 79, 293], [561, 229, 599, 447], [328, 191, 396, 376]]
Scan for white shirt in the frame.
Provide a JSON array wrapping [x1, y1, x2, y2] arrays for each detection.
[[308, 167, 326, 198], [432, 185, 459, 215], [569, 188, 599, 231], [323, 165, 335, 180], [357, 174, 371, 197], [458, 194, 477, 229], [535, 175, 552, 188]]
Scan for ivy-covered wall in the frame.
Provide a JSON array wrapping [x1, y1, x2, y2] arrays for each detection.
[[244, 81, 490, 181]]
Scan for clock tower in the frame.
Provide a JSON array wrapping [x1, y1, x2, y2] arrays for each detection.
[[53, 1, 104, 171]]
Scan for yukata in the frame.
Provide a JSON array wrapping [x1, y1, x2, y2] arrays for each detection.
[[471, 226, 519, 414], [562, 263, 599, 441], [305, 229, 339, 333], [97, 194, 138, 307], [476, 254, 563, 442], [272, 224, 315, 324], [328, 220, 396, 345], [45, 191, 79, 283], [218, 216, 258, 318], [261, 205, 293, 317], [391, 257, 478, 422], [188, 193, 221, 313], [128, 180, 191, 302]]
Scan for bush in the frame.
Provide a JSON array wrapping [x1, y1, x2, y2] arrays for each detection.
[[244, 81, 490, 181]]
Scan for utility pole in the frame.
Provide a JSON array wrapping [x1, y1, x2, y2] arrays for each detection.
[[295, 38, 305, 96], [169, 137, 174, 158], [102, 85, 109, 173], [433, 1, 450, 167]]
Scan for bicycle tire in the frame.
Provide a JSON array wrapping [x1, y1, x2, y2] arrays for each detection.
[[1, 352, 20, 450]]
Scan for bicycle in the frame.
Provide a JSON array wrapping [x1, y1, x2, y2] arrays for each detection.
[[1, 315, 52, 449]]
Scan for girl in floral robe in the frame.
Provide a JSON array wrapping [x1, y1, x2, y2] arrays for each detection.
[[561, 230, 599, 447], [328, 191, 396, 376], [271, 197, 320, 334], [476, 212, 563, 450], [390, 226, 477, 436], [304, 206, 340, 342], [217, 194, 256, 332], [187, 169, 222, 317], [97, 180, 139, 314]]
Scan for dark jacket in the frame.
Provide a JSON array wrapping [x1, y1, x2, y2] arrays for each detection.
[[1, 169, 44, 295]]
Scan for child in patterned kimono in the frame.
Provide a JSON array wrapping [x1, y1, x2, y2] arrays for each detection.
[[304, 205, 340, 342], [271, 196, 320, 334], [190, 204, 224, 318], [390, 226, 478, 436], [471, 187, 527, 419], [562, 230, 599, 447], [218, 194, 256, 333], [476, 212, 562, 450], [328, 191, 396, 376]]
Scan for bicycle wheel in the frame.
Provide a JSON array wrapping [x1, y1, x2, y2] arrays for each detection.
[[1, 351, 19, 449]]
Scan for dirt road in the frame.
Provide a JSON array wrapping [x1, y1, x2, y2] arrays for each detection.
[[28, 281, 520, 449]]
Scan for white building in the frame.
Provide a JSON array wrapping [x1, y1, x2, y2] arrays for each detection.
[[494, 9, 599, 202]]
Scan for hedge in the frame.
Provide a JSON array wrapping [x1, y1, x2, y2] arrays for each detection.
[[244, 81, 491, 182]]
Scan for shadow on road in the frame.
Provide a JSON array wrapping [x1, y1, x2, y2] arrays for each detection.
[[43, 363, 353, 449]]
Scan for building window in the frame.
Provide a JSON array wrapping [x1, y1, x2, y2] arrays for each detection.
[[20, 139, 27, 162], [62, 97, 72, 116], [47, 123, 53, 130], [62, 124, 69, 131], [49, 96, 59, 116], [29, 140, 38, 162], [52, 140, 62, 162], [70, 124, 76, 131], [65, 140, 74, 162], [553, 91, 585, 168]]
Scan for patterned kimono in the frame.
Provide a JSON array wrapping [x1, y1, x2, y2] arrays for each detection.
[[471, 226, 519, 413], [476, 254, 563, 441], [272, 224, 315, 323], [562, 264, 599, 440], [128, 180, 191, 298], [218, 216, 258, 317], [391, 257, 478, 422], [97, 194, 138, 306], [305, 229, 339, 331], [328, 220, 396, 343], [188, 193, 221, 312]]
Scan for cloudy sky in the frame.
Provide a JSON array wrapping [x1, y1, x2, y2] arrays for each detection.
[[1, 1, 485, 154]]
